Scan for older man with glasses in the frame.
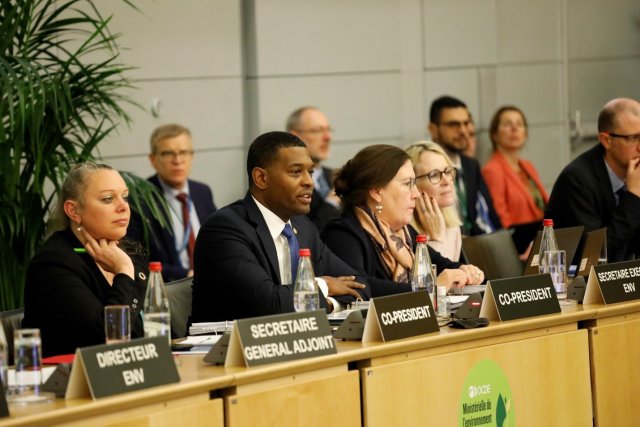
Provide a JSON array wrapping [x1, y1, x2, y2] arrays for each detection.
[[547, 98, 640, 262], [287, 106, 341, 232], [128, 123, 217, 281]]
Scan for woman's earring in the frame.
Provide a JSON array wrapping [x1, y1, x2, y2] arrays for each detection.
[[76, 220, 82, 232], [375, 204, 383, 214]]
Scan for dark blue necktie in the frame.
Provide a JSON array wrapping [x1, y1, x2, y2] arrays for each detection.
[[616, 185, 627, 206], [281, 223, 300, 283]]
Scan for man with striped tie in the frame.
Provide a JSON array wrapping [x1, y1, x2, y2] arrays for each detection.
[[128, 124, 217, 282]]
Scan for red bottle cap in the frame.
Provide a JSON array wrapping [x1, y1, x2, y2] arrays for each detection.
[[543, 219, 554, 227], [149, 262, 162, 272], [299, 248, 311, 257], [416, 234, 428, 243]]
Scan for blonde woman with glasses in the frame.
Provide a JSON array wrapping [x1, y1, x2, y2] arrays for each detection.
[[406, 141, 463, 261]]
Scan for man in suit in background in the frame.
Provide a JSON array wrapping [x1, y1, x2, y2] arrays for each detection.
[[428, 96, 502, 236], [191, 131, 368, 322], [287, 107, 341, 231], [546, 98, 640, 262], [128, 124, 216, 282]]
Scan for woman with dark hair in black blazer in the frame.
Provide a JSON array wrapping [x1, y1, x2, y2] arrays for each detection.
[[321, 145, 484, 297], [22, 163, 147, 357]]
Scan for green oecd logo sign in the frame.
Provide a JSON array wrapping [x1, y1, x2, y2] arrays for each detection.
[[459, 359, 515, 427]]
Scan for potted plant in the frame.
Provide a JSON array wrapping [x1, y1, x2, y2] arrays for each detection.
[[0, 0, 158, 310]]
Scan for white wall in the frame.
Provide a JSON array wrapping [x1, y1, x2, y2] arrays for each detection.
[[98, 0, 640, 206]]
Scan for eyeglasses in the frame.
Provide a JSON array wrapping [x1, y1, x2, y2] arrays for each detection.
[[294, 126, 334, 135], [157, 150, 194, 160], [399, 177, 418, 191], [606, 132, 640, 144], [416, 166, 457, 185]]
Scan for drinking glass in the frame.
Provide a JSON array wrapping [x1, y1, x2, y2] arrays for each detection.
[[9, 328, 54, 404], [546, 250, 576, 305], [104, 305, 131, 344]]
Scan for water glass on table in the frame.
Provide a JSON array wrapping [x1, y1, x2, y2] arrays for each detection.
[[9, 328, 54, 404], [104, 305, 131, 344], [545, 250, 575, 305]]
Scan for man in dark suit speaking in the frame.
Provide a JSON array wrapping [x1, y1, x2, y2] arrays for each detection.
[[546, 98, 640, 262], [128, 124, 216, 282], [191, 131, 368, 322]]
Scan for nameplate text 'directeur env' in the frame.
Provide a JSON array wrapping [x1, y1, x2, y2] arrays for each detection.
[[65, 336, 179, 399]]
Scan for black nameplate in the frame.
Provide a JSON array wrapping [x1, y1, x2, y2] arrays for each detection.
[[363, 291, 438, 342], [585, 260, 640, 304], [66, 336, 180, 399], [225, 310, 336, 367], [481, 274, 560, 321]]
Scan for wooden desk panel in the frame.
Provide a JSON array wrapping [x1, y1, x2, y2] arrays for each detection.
[[362, 329, 592, 427], [224, 367, 360, 427], [589, 316, 640, 427]]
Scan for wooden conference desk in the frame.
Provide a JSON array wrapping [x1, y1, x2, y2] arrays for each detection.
[[1, 301, 639, 427]]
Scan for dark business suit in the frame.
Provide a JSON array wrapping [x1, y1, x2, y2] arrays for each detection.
[[546, 144, 640, 262], [127, 175, 216, 282], [321, 209, 462, 297], [459, 155, 502, 236], [22, 229, 147, 357], [308, 166, 341, 232], [190, 193, 370, 322]]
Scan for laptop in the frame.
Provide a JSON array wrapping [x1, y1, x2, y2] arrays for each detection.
[[522, 225, 585, 276], [509, 221, 541, 254], [575, 228, 607, 277]]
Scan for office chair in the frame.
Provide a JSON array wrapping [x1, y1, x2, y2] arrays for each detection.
[[165, 277, 193, 339], [0, 308, 25, 365]]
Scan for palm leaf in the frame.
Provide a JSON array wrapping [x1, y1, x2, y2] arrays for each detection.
[[0, 0, 148, 310]]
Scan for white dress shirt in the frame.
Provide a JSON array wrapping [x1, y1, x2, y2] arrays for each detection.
[[252, 196, 339, 312]]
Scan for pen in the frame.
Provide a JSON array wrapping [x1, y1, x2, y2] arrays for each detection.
[[73, 247, 87, 253]]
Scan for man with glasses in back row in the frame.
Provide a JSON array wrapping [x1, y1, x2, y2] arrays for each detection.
[[547, 98, 640, 262], [428, 96, 502, 236], [128, 124, 217, 281], [287, 107, 341, 232]]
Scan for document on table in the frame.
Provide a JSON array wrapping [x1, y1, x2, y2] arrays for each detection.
[[173, 335, 223, 354]]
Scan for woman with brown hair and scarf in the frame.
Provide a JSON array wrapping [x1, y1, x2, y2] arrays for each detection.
[[321, 145, 483, 297]]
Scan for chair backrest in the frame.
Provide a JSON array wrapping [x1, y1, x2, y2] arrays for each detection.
[[165, 277, 193, 339], [461, 230, 523, 282], [0, 308, 25, 365]]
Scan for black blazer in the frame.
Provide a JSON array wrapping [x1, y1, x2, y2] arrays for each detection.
[[22, 229, 147, 357], [190, 193, 370, 322], [308, 166, 341, 232], [546, 144, 640, 261], [460, 155, 503, 235], [127, 175, 216, 282], [321, 209, 462, 297]]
